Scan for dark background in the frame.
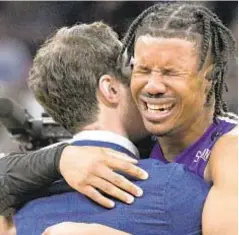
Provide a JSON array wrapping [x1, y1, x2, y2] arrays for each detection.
[[0, 1, 237, 152]]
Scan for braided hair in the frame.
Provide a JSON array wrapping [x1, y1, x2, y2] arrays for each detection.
[[118, 2, 237, 122]]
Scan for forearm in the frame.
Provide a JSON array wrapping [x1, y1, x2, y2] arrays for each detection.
[[0, 143, 68, 216], [42, 222, 132, 235], [202, 186, 238, 235], [202, 135, 238, 235]]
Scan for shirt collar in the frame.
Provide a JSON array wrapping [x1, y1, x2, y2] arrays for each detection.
[[71, 130, 140, 159]]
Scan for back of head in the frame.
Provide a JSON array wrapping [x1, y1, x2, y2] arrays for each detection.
[[29, 22, 127, 133], [119, 2, 237, 122]]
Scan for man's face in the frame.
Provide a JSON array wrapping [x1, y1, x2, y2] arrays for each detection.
[[131, 36, 209, 136]]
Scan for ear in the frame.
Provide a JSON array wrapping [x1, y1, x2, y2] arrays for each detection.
[[98, 74, 120, 104], [204, 64, 214, 81], [203, 64, 214, 94]]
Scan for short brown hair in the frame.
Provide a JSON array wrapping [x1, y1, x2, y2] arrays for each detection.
[[29, 22, 128, 133]]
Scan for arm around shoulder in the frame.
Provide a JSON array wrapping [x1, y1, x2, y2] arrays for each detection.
[[202, 133, 238, 235], [0, 143, 67, 216]]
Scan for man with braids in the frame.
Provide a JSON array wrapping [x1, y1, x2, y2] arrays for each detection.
[[116, 2, 237, 235], [5, 21, 211, 235]]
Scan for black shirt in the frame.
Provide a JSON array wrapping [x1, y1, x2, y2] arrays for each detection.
[[0, 143, 67, 216]]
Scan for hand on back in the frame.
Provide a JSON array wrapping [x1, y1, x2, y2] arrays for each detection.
[[59, 146, 149, 208]]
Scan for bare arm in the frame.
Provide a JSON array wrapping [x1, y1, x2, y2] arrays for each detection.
[[202, 134, 238, 235], [0, 220, 131, 235], [42, 222, 132, 235]]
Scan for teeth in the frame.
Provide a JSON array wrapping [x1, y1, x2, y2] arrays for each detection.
[[147, 103, 173, 111], [148, 108, 168, 114], [147, 104, 161, 110]]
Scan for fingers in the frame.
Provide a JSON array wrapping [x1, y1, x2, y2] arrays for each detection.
[[97, 166, 143, 197], [105, 157, 149, 180], [59, 146, 149, 209], [82, 186, 115, 208], [106, 149, 138, 163], [90, 176, 135, 204]]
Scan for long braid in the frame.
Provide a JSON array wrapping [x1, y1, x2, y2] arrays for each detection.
[[194, 10, 212, 70], [196, 5, 236, 119], [119, 2, 237, 122], [210, 20, 235, 119]]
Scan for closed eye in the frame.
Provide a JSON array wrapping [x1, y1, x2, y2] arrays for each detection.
[[134, 66, 151, 74], [162, 68, 178, 76]]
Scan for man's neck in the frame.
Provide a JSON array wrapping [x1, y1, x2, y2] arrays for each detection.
[[158, 112, 213, 162], [81, 118, 129, 140], [72, 130, 140, 159]]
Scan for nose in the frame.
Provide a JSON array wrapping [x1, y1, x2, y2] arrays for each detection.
[[144, 71, 167, 95]]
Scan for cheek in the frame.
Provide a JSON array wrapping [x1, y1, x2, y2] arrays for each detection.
[[167, 77, 200, 104], [191, 79, 206, 100], [181, 79, 206, 107]]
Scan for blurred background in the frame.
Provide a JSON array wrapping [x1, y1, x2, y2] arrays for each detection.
[[0, 1, 237, 152]]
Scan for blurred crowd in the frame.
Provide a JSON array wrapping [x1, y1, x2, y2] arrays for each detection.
[[0, 1, 237, 152]]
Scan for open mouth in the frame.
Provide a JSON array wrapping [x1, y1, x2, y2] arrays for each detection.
[[138, 95, 177, 122], [139, 100, 176, 123], [144, 103, 175, 113]]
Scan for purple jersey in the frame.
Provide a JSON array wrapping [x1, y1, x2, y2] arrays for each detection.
[[150, 117, 237, 178]]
